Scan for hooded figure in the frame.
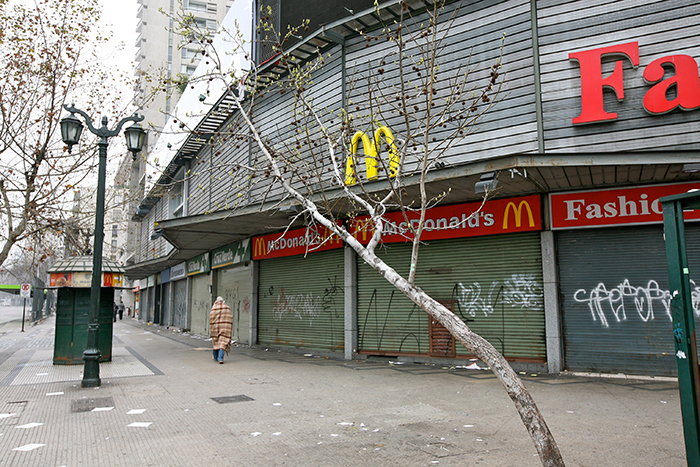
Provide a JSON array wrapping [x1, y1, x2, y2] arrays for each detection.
[[209, 297, 233, 364]]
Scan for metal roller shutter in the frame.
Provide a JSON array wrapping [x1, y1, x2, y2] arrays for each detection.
[[172, 279, 187, 329], [357, 232, 545, 360], [189, 274, 210, 336], [557, 224, 700, 376], [215, 265, 252, 344], [258, 249, 345, 352], [161, 282, 171, 326]]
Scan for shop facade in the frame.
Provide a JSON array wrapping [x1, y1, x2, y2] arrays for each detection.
[[123, 0, 700, 376]]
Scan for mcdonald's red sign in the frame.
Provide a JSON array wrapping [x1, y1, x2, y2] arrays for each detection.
[[349, 195, 541, 244], [252, 223, 343, 260]]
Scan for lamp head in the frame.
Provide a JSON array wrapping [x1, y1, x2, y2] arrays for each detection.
[[124, 120, 146, 159], [60, 112, 84, 153]]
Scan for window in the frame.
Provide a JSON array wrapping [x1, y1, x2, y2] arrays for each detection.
[[112, 224, 118, 237], [180, 64, 197, 76], [185, 0, 207, 13], [169, 167, 187, 219], [181, 48, 198, 61], [111, 239, 118, 252]]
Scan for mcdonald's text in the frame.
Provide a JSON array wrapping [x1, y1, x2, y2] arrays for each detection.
[[350, 195, 542, 244]]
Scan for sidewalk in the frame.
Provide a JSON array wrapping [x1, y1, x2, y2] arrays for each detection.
[[0, 315, 688, 466]]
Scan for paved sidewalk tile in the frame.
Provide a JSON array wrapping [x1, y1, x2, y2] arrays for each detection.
[[0, 313, 689, 467]]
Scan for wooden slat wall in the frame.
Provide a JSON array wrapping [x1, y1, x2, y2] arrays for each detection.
[[187, 146, 213, 216], [344, 0, 537, 170], [538, 0, 700, 152]]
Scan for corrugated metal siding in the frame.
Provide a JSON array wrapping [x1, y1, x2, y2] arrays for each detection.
[[357, 233, 545, 359], [258, 249, 345, 352], [538, 0, 700, 152], [557, 224, 700, 376], [344, 0, 538, 167]]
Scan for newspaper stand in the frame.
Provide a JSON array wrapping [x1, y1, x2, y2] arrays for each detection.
[[47, 256, 125, 365]]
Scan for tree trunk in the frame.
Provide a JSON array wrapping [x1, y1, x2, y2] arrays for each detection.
[[364, 251, 565, 467]]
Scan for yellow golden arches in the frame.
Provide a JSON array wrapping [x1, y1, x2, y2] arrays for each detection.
[[345, 126, 400, 185]]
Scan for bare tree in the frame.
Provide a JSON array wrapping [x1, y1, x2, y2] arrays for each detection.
[[0, 0, 126, 268], [159, 1, 563, 465]]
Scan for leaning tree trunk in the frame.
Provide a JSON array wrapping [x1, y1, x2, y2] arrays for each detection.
[[366, 253, 565, 467]]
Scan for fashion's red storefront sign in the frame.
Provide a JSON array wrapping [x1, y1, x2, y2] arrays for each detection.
[[349, 195, 542, 244], [550, 182, 700, 229]]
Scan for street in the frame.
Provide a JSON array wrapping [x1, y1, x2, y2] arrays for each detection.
[[0, 314, 688, 466]]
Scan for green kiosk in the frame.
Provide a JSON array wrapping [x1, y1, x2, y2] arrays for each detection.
[[48, 256, 125, 365]]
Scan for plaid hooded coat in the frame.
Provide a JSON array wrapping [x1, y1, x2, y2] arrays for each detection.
[[209, 298, 233, 354]]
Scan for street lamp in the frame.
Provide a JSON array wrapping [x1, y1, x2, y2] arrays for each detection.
[[60, 104, 146, 388]]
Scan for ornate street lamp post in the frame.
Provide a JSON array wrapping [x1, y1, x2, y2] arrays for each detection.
[[60, 104, 146, 388]]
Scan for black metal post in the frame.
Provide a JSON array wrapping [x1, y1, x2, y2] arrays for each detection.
[[81, 133, 109, 387], [60, 105, 144, 388]]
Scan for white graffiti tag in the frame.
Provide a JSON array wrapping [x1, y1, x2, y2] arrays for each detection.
[[573, 279, 700, 327], [456, 274, 543, 318], [273, 288, 321, 325]]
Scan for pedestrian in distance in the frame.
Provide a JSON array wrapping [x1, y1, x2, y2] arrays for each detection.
[[209, 296, 233, 364], [113, 303, 118, 322], [118, 300, 125, 320]]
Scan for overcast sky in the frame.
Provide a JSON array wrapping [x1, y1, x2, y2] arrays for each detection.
[[97, 0, 139, 80]]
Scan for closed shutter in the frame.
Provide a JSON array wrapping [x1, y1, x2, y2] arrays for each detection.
[[161, 282, 171, 326], [258, 249, 344, 352], [557, 224, 700, 376], [172, 279, 188, 329], [357, 232, 545, 360], [189, 274, 210, 336], [215, 265, 252, 344]]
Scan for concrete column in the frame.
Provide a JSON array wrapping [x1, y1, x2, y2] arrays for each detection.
[[249, 261, 259, 346], [541, 230, 563, 374], [344, 246, 357, 360]]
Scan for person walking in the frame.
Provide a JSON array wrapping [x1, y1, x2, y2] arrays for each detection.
[[209, 297, 233, 364]]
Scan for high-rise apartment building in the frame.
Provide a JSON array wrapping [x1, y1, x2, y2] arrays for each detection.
[[135, 0, 233, 134]]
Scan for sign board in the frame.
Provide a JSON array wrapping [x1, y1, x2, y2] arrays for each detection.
[[186, 252, 210, 276], [550, 182, 700, 229], [212, 239, 252, 268], [349, 195, 542, 244], [253, 224, 343, 260], [170, 262, 187, 281], [20, 283, 30, 298]]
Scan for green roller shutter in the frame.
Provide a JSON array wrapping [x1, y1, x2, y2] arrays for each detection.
[[215, 265, 252, 344], [558, 224, 700, 376], [189, 274, 210, 336], [258, 249, 345, 352], [357, 232, 545, 360]]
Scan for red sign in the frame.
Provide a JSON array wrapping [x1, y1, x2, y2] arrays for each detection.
[[49, 273, 72, 287], [253, 224, 343, 260], [569, 41, 700, 124], [349, 195, 542, 244], [550, 182, 700, 229]]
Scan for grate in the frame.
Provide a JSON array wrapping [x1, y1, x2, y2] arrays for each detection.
[[211, 395, 254, 404], [71, 396, 115, 413]]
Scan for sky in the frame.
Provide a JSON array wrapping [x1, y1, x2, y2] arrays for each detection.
[[97, 0, 139, 85]]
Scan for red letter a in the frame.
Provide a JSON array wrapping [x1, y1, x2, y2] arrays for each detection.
[[569, 42, 640, 125], [643, 55, 700, 115]]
